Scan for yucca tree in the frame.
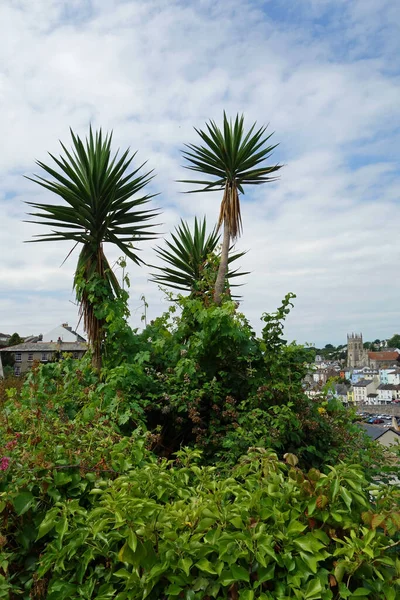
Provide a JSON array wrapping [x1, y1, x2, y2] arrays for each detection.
[[150, 217, 247, 295], [181, 113, 283, 304], [26, 128, 159, 369]]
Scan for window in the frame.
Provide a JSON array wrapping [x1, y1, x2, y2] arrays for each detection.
[[41, 353, 48, 362], [15, 352, 22, 362], [14, 365, 21, 376], [73, 352, 79, 359], [28, 353, 34, 361]]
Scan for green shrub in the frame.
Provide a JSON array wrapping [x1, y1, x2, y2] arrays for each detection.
[[4, 449, 399, 599]]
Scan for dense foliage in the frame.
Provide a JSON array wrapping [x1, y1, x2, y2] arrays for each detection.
[[1, 288, 398, 599]]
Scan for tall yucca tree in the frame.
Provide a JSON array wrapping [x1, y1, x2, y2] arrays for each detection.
[[26, 128, 159, 369], [181, 113, 283, 304], [150, 216, 247, 294]]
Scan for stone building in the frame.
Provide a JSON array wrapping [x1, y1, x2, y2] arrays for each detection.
[[347, 333, 368, 368], [368, 351, 400, 370]]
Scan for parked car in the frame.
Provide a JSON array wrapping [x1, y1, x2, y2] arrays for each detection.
[[372, 419, 384, 424]]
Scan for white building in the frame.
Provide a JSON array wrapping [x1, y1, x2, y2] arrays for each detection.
[[353, 379, 377, 404], [387, 369, 400, 385], [377, 384, 400, 403]]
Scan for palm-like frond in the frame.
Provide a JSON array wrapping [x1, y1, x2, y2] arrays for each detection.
[[26, 127, 159, 266], [180, 113, 282, 239], [149, 217, 248, 293]]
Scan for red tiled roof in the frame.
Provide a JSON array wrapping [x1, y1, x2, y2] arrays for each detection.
[[368, 351, 400, 361]]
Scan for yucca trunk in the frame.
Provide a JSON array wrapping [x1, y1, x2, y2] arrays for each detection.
[[214, 219, 231, 304], [214, 182, 240, 304], [76, 244, 110, 371]]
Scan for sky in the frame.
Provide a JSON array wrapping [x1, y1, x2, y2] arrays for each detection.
[[0, 0, 399, 346]]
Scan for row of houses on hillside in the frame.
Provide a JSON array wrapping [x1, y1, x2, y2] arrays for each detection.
[[306, 350, 400, 406]]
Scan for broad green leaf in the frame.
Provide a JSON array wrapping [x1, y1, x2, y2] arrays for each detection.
[[293, 533, 325, 554], [128, 529, 137, 552], [179, 557, 193, 577], [165, 583, 183, 596], [196, 518, 215, 531], [13, 492, 35, 516], [287, 520, 307, 535], [196, 558, 216, 575], [230, 564, 250, 582], [36, 507, 60, 540], [304, 578, 323, 599], [340, 488, 352, 510], [256, 564, 275, 584], [300, 552, 318, 574], [239, 591, 254, 600], [118, 541, 136, 565]]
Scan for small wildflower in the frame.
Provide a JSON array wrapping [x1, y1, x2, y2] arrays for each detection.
[[0, 457, 10, 471], [317, 407, 326, 415]]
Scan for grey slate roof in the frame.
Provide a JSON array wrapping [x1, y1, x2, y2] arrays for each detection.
[[353, 379, 372, 387], [335, 384, 348, 395], [377, 384, 400, 390], [359, 423, 400, 441], [0, 342, 87, 352]]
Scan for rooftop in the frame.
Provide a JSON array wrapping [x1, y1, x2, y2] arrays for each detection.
[[0, 342, 87, 352], [368, 351, 400, 361], [359, 423, 400, 441], [353, 379, 374, 387]]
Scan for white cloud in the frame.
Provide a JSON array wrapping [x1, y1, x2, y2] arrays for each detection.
[[0, 0, 399, 346]]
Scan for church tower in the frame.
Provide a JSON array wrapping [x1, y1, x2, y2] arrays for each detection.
[[347, 333, 368, 368]]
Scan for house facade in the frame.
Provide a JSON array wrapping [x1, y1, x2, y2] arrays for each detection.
[[0, 341, 87, 376], [353, 379, 377, 404]]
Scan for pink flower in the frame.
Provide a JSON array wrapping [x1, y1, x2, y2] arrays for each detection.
[[5, 440, 17, 451], [0, 457, 10, 471]]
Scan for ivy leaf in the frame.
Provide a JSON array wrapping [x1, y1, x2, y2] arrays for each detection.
[[304, 578, 323, 599], [287, 520, 307, 535], [293, 533, 325, 554], [256, 564, 275, 584], [165, 583, 183, 595]]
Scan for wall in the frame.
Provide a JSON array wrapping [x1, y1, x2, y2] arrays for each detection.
[[42, 326, 77, 342], [357, 404, 400, 417]]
